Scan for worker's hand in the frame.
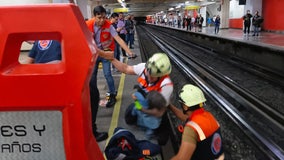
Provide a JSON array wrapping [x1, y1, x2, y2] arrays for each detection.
[[131, 93, 137, 100], [134, 100, 142, 110]]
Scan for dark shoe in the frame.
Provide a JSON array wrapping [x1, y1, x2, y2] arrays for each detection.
[[106, 93, 116, 108], [94, 131, 108, 142], [130, 46, 134, 49], [252, 34, 255, 36], [128, 54, 137, 59]]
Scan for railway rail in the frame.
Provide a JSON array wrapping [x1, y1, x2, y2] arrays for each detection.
[[136, 25, 284, 160]]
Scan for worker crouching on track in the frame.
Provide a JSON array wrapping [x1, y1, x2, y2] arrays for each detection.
[[168, 84, 225, 160], [111, 53, 173, 144]]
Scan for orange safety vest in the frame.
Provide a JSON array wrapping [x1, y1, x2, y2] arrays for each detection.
[[86, 18, 115, 51], [137, 69, 172, 93], [185, 108, 223, 159]]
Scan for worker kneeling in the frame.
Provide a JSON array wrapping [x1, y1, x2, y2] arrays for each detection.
[[169, 84, 224, 160], [115, 53, 173, 142]]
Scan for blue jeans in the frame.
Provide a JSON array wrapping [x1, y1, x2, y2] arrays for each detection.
[[253, 25, 260, 35], [93, 56, 116, 94], [126, 33, 134, 48], [215, 24, 220, 34]]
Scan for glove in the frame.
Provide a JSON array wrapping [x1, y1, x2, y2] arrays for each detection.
[[134, 100, 142, 110]]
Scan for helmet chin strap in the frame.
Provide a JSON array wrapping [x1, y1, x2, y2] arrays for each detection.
[[182, 107, 191, 114], [182, 103, 203, 114]]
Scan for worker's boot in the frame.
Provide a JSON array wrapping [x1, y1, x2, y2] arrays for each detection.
[[106, 93, 116, 108]]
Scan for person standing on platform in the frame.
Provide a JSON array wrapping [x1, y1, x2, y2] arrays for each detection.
[[86, 5, 135, 142], [125, 14, 135, 49], [243, 10, 253, 36], [109, 12, 120, 71], [117, 12, 128, 57], [169, 84, 224, 160], [195, 14, 204, 32], [214, 15, 221, 34], [252, 11, 263, 36], [186, 15, 191, 31]]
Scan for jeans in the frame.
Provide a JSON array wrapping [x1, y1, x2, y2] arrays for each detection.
[[126, 32, 134, 48], [253, 25, 260, 35], [215, 24, 220, 34], [93, 56, 116, 94]]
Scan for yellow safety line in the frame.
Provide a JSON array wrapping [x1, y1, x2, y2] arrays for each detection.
[[103, 59, 128, 159], [107, 72, 126, 139]]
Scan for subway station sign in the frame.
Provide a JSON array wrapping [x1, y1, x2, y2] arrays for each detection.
[[113, 7, 129, 13], [0, 111, 65, 160]]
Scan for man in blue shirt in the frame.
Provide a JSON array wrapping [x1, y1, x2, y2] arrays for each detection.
[[25, 40, 61, 64]]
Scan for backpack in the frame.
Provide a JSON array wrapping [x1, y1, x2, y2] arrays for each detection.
[[105, 127, 161, 160]]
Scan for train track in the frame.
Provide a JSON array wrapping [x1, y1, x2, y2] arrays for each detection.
[[137, 25, 284, 160]]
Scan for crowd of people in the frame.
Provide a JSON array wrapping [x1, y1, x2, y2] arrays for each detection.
[[153, 10, 263, 37]]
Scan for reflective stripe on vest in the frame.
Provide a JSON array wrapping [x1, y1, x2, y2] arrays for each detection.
[[186, 108, 220, 141], [187, 121, 206, 141], [137, 69, 172, 92]]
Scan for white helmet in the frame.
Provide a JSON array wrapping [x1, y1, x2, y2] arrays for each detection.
[[179, 84, 206, 107], [145, 53, 172, 77]]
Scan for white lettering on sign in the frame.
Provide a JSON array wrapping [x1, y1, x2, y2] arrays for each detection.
[[0, 111, 66, 160]]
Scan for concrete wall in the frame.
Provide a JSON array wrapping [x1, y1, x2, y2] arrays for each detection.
[[262, 0, 284, 32]]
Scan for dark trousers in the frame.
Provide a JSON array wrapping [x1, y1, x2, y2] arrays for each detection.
[[119, 33, 127, 56], [89, 67, 100, 132], [114, 41, 121, 62], [244, 23, 251, 34]]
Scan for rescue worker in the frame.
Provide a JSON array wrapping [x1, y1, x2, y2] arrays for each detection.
[[111, 53, 173, 144], [168, 84, 224, 160], [86, 5, 135, 142]]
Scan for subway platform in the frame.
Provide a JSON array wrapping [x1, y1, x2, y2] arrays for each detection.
[[159, 23, 284, 49]]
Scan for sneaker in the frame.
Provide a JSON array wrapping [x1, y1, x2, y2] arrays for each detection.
[[106, 93, 116, 108]]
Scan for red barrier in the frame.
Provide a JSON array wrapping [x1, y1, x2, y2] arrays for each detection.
[[0, 4, 104, 160]]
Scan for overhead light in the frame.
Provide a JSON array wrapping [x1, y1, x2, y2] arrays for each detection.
[[176, 5, 181, 9], [168, 7, 174, 11]]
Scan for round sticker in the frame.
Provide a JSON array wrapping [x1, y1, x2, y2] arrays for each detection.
[[211, 132, 222, 155], [38, 40, 52, 50]]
